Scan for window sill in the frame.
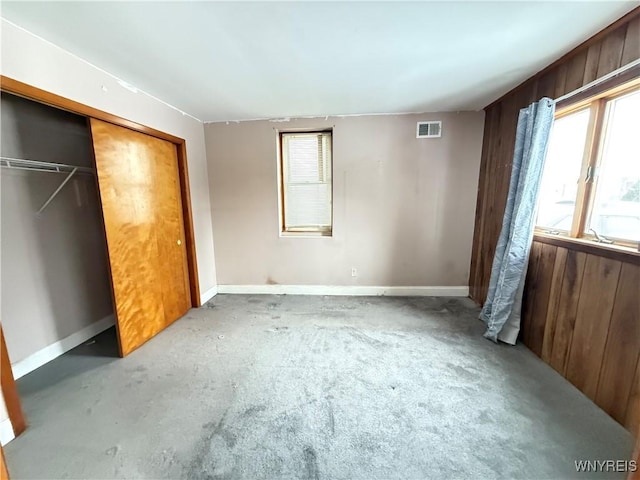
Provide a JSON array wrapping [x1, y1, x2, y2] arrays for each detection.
[[280, 230, 332, 238], [533, 232, 640, 265]]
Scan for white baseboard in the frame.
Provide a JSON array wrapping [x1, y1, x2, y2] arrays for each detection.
[[0, 418, 15, 446], [200, 285, 218, 305], [216, 285, 469, 297], [11, 314, 115, 380]]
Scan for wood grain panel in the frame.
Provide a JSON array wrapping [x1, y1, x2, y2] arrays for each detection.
[[564, 51, 589, 94], [621, 16, 640, 65], [470, 107, 494, 301], [554, 64, 568, 98], [541, 247, 568, 363], [521, 242, 542, 346], [0, 326, 25, 437], [596, 263, 640, 425], [536, 70, 558, 99], [566, 256, 621, 400], [596, 25, 627, 78], [626, 360, 640, 433], [526, 244, 557, 356], [154, 139, 191, 322], [91, 119, 190, 356], [548, 249, 587, 375], [583, 43, 602, 85]]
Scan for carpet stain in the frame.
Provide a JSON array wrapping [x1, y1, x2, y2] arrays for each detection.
[[241, 405, 267, 417], [327, 402, 335, 436], [343, 326, 389, 349], [303, 446, 320, 480], [105, 445, 119, 456]]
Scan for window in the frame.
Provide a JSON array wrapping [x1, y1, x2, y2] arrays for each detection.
[[279, 131, 332, 235], [536, 80, 640, 246]]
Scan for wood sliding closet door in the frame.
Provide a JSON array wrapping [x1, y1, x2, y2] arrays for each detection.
[[90, 119, 191, 356]]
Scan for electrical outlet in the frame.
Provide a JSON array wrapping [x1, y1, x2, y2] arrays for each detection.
[[351, 267, 357, 277]]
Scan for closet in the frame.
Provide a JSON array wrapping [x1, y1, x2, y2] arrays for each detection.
[[1, 90, 195, 375]]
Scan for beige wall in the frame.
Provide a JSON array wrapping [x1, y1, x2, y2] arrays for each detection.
[[206, 112, 484, 287], [0, 19, 217, 302]]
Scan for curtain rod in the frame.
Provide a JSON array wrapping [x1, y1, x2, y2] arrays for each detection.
[[554, 58, 640, 103]]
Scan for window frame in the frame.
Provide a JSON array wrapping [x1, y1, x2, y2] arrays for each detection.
[[536, 77, 640, 250], [278, 129, 333, 237]]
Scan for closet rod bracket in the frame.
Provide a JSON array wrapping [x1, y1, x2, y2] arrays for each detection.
[[37, 167, 78, 215]]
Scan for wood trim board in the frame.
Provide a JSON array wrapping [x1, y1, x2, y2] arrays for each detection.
[[0, 327, 25, 439]]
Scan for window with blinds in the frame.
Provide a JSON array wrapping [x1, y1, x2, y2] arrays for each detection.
[[280, 131, 332, 235]]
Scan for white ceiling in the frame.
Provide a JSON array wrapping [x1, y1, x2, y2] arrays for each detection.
[[1, 2, 637, 122]]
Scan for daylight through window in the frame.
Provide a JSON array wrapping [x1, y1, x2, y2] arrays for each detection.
[[280, 131, 333, 235], [536, 81, 640, 246]]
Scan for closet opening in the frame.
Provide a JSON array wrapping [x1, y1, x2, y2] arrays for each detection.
[[1, 90, 119, 423], [0, 79, 201, 445]]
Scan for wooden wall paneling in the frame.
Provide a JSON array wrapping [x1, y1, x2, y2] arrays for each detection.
[[596, 25, 628, 78], [469, 8, 640, 432], [0, 326, 25, 437], [583, 43, 603, 85], [536, 70, 558, 99], [565, 255, 622, 400], [548, 249, 587, 375], [525, 244, 558, 356], [564, 50, 589, 94], [541, 247, 568, 363], [596, 263, 640, 425], [554, 64, 568, 98], [479, 103, 504, 303], [470, 107, 494, 301], [521, 242, 543, 345], [625, 358, 640, 433], [621, 16, 640, 65]]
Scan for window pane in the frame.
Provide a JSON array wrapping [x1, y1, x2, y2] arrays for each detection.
[[287, 136, 322, 183], [285, 183, 332, 228], [536, 108, 590, 231], [587, 90, 640, 242], [282, 132, 332, 232]]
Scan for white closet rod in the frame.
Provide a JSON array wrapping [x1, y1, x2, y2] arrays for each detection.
[[0, 156, 95, 214]]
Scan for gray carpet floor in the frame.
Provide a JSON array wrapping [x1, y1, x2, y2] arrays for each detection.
[[4, 295, 634, 479]]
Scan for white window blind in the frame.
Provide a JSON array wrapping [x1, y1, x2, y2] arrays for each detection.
[[281, 132, 332, 233]]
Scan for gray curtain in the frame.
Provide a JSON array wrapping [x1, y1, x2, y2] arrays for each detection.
[[480, 97, 556, 344]]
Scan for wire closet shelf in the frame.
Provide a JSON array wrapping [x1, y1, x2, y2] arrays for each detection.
[[0, 156, 96, 214]]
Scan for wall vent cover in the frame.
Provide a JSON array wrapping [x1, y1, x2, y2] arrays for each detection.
[[416, 121, 442, 138]]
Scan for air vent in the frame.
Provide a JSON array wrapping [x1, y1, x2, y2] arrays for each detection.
[[416, 121, 442, 138]]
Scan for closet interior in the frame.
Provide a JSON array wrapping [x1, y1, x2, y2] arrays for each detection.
[[1, 92, 117, 379]]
